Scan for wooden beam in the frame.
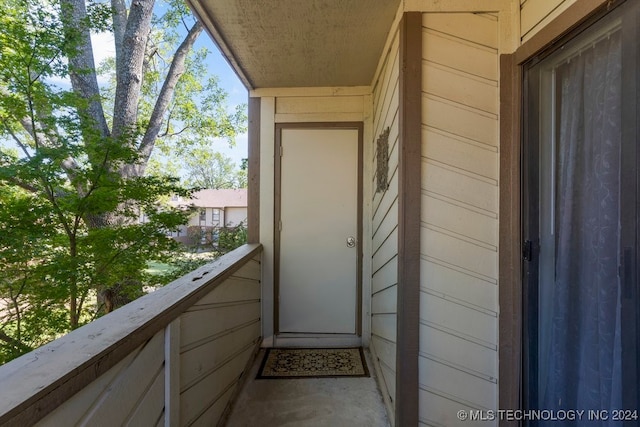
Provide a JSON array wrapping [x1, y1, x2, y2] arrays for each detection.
[[249, 86, 371, 98], [498, 53, 522, 427], [247, 97, 261, 243], [396, 11, 422, 427], [403, 0, 500, 12]]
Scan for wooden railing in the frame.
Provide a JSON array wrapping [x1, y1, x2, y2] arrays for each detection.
[[0, 244, 262, 427]]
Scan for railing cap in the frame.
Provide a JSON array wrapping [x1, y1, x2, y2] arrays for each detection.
[[0, 243, 262, 425]]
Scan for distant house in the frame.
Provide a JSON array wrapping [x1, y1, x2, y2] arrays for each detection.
[[169, 189, 247, 240]]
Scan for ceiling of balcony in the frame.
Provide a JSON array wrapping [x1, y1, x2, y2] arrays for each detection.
[[188, 0, 400, 89]]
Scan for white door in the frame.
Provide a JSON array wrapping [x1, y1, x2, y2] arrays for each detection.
[[278, 127, 359, 334]]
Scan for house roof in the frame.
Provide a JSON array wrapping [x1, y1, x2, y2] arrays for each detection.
[[179, 189, 248, 208], [187, 0, 400, 89]]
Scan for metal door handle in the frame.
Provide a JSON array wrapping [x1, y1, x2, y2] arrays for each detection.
[[346, 236, 356, 248]]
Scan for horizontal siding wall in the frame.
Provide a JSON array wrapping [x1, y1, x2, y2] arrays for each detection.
[[35, 250, 262, 427], [520, 0, 578, 42], [370, 27, 400, 422], [273, 92, 365, 123], [419, 12, 499, 427], [36, 330, 167, 427], [179, 257, 261, 426]]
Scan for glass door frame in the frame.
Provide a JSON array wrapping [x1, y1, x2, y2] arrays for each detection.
[[521, 0, 639, 420]]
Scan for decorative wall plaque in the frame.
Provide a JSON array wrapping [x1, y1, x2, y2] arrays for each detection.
[[376, 127, 390, 193]]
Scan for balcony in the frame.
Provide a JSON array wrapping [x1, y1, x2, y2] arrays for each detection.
[[0, 244, 389, 426]]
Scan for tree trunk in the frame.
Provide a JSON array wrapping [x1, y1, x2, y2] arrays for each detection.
[[56, 0, 205, 314], [111, 0, 156, 142], [59, 0, 110, 140], [133, 21, 204, 176]]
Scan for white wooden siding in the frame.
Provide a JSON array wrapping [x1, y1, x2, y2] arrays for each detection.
[[34, 249, 262, 427], [36, 334, 166, 427], [423, 95, 498, 147], [273, 93, 365, 123], [419, 13, 499, 427], [370, 28, 400, 420], [520, 0, 578, 42], [421, 127, 498, 181], [372, 255, 397, 295]]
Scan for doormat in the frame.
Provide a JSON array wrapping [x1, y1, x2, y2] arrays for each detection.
[[257, 348, 369, 379]]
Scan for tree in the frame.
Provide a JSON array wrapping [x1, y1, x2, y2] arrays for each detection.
[[0, 0, 245, 360], [184, 150, 247, 189], [0, 184, 66, 362]]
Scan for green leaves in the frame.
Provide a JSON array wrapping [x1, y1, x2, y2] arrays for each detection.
[[0, 186, 67, 362], [184, 150, 246, 190], [0, 0, 68, 88], [0, 152, 196, 361], [0, 0, 247, 363], [86, 0, 112, 32]]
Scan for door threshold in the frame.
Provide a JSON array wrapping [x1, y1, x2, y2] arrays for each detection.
[[274, 333, 361, 348]]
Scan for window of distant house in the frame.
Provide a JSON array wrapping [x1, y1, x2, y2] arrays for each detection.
[[212, 209, 220, 222], [199, 209, 206, 222]]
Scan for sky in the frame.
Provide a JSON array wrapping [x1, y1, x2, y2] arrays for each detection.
[[1, 4, 249, 170], [91, 21, 249, 166], [190, 32, 249, 165]]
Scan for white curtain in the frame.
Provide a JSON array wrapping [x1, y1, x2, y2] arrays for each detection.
[[540, 30, 623, 425]]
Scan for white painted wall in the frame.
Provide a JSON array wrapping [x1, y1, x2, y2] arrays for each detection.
[[187, 207, 219, 227], [224, 207, 247, 227]]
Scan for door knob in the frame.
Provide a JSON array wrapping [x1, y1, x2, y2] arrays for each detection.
[[346, 236, 356, 248]]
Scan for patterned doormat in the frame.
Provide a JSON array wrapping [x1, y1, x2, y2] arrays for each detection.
[[257, 347, 369, 379]]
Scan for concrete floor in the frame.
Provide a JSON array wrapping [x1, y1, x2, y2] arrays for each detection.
[[225, 348, 391, 427]]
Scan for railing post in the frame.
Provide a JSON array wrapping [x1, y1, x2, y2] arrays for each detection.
[[165, 318, 181, 426]]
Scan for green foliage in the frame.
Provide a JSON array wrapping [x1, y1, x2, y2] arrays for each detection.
[[152, 251, 217, 286], [217, 222, 247, 253], [147, 222, 246, 289], [137, 1, 248, 168], [0, 151, 195, 362], [185, 221, 247, 253], [0, 0, 246, 363], [0, 185, 67, 363], [184, 150, 246, 189], [147, 221, 247, 290]]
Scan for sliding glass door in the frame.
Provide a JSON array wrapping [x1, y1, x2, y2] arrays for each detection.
[[523, 1, 639, 424]]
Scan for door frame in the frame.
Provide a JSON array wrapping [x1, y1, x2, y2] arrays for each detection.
[[273, 122, 364, 337], [522, 9, 638, 413], [499, 0, 637, 420]]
